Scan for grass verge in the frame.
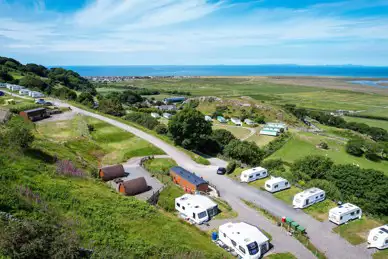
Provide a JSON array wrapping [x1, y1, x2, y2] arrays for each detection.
[[265, 252, 297, 259], [333, 218, 382, 245]]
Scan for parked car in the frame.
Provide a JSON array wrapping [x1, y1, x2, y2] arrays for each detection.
[[44, 101, 53, 106], [35, 99, 46, 104], [217, 167, 226, 175]]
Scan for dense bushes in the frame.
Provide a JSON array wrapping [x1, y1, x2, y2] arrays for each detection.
[[346, 139, 387, 161], [51, 87, 77, 100], [290, 155, 388, 216], [212, 129, 236, 146], [263, 133, 291, 158], [155, 124, 168, 135], [98, 98, 125, 116], [19, 76, 49, 92], [224, 140, 264, 166], [226, 161, 237, 174], [124, 112, 160, 130], [346, 140, 364, 156], [77, 92, 94, 107], [0, 116, 34, 149]]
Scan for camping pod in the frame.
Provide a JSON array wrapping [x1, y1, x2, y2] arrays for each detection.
[[118, 177, 149, 196], [99, 164, 125, 181]]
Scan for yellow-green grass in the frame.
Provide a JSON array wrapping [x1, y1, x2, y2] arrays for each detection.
[[273, 186, 301, 205], [9, 71, 24, 79], [303, 200, 337, 222], [373, 250, 388, 259], [212, 197, 239, 220], [269, 133, 388, 174], [333, 218, 383, 245], [345, 116, 388, 131], [245, 133, 276, 147], [213, 124, 252, 139], [265, 253, 297, 259]]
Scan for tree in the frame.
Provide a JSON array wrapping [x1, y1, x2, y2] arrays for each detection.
[[223, 140, 264, 166], [212, 129, 236, 147], [19, 76, 49, 92], [261, 159, 285, 172], [226, 161, 237, 174], [119, 90, 143, 105], [168, 108, 212, 150], [318, 142, 329, 150], [155, 124, 168, 135], [52, 87, 77, 101], [1, 116, 34, 149], [368, 127, 388, 142], [0, 70, 13, 82], [98, 98, 125, 116], [254, 115, 266, 124], [305, 179, 341, 200], [291, 155, 334, 181], [346, 140, 365, 157], [124, 112, 160, 130], [24, 63, 48, 77], [77, 92, 94, 107]]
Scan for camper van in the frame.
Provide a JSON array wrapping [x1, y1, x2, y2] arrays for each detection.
[[240, 167, 268, 183], [218, 222, 269, 259], [328, 203, 362, 225], [292, 188, 325, 209], [264, 177, 290, 193], [368, 225, 388, 250], [175, 194, 218, 224]]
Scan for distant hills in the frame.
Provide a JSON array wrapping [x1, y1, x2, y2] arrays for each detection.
[[0, 56, 96, 95]]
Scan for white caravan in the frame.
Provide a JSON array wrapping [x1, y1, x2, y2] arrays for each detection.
[[264, 177, 290, 193], [150, 112, 160, 118], [292, 188, 325, 209], [328, 203, 362, 225], [231, 118, 242, 126], [218, 222, 269, 259], [175, 194, 218, 224], [240, 167, 268, 183], [19, 89, 31, 95], [368, 225, 388, 250]]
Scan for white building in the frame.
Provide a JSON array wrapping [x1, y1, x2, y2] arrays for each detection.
[[244, 119, 256, 126], [328, 203, 362, 225], [163, 113, 172, 119], [10, 85, 23, 91], [175, 194, 218, 224], [367, 225, 388, 250], [259, 129, 279, 136], [264, 177, 290, 193], [19, 89, 31, 95], [218, 222, 270, 259], [266, 122, 287, 131], [231, 117, 242, 126], [240, 167, 268, 183], [205, 115, 213, 122], [293, 188, 325, 209], [150, 112, 160, 118], [30, 91, 45, 98]]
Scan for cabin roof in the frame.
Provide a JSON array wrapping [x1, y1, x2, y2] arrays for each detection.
[[170, 166, 207, 186], [176, 194, 217, 211], [242, 167, 267, 175], [296, 187, 324, 198], [329, 203, 360, 215], [265, 176, 287, 185], [119, 177, 148, 196], [100, 164, 125, 181], [219, 222, 269, 245]]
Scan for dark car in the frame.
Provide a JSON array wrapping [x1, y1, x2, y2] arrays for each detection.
[[0, 91, 4, 97], [217, 167, 226, 175]]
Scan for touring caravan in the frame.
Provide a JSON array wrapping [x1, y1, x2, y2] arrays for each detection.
[[264, 177, 290, 193], [240, 167, 268, 183], [175, 194, 218, 224], [231, 117, 242, 126], [292, 188, 325, 209], [368, 225, 388, 250], [218, 222, 269, 259], [328, 203, 362, 225], [150, 112, 160, 118]]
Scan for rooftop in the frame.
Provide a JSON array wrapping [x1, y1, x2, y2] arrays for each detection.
[[170, 166, 207, 186], [266, 176, 287, 185], [177, 194, 217, 211], [24, 107, 47, 114], [242, 167, 267, 174], [297, 187, 324, 198], [330, 203, 360, 215], [219, 222, 269, 245]]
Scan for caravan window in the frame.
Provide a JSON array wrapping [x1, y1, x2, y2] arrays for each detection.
[[182, 206, 185, 210], [239, 246, 246, 254], [266, 184, 271, 188], [385, 239, 388, 244], [247, 242, 259, 255], [350, 212, 355, 216], [198, 211, 207, 219], [231, 240, 237, 246], [285, 182, 289, 185], [256, 174, 260, 177], [193, 213, 196, 219], [274, 184, 279, 189], [320, 194, 324, 197], [249, 175, 253, 179], [177, 203, 180, 207], [356, 210, 360, 214]]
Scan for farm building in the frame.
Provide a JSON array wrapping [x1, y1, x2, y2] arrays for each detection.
[[19, 108, 49, 122], [151, 112, 160, 118], [244, 119, 256, 125], [205, 115, 213, 122], [19, 89, 31, 95], [218, 222, 270, 258], [175, 194, 219, 224], [367, 224, 388, 250], [117, 177, 150, 196], [328, 203, 362, 225], [163, 113, 172, 119], [99, 164, 126, 181], [170, 166, 208, 193], [158, 105, 177, 111], [231, 117, 242, 126], [217, 116, 227, 123], [164, 97, 186, 104]]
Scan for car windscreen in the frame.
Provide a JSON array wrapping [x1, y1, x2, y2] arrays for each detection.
[[247, 241, 259, 255]]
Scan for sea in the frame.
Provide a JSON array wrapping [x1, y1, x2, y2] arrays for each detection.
[[62, 65, 388, 78]]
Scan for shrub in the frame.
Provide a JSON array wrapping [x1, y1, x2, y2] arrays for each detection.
[[365, 151, 380, 162], [305, 179, 341, 200], [224, 140, 264, 166], [261, 159, 285, 172], [263, 133, 291, 158], [155, 124, 168, 135], [318, 142, 329, 150], [226, 161, 237, 174], [346, 140, 364, 157], [291, 155, 334, 181], [212, 129, 236, 147], [124, 112, 160, 130]]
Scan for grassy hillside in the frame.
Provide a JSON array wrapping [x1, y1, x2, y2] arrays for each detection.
[[0, 116, 229, 258]]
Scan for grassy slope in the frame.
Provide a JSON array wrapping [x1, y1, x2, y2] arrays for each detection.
[[333, 218, 383, 245], [345, 116, 388, 131], [212, 124, 252, 139], [1, 119, 229, 258]]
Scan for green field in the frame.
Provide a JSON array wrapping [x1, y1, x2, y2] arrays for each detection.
[[345, 116, 388, 131], [36, 115, 165, 165], [268, 132, 388, 174], [246, 133, 276, 147], [333, 218, 382, 245], [213, 124, 252, 139], [265, 253, 297, 259]]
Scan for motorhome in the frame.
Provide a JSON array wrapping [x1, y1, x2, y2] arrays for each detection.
[[240, 167, 268, 183], [292, 188, 325, 209], [218, 222, 269, 259], [328, 203, 362, 225], [175, 194, 218, 224], [367, 225, 388, 250], [264, 177, 290, 193]]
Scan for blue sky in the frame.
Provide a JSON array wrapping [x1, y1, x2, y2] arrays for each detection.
[[1, 0, 388, 66]]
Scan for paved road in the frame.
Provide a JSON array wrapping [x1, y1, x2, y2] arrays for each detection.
[[46, 99, 373, 259]]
